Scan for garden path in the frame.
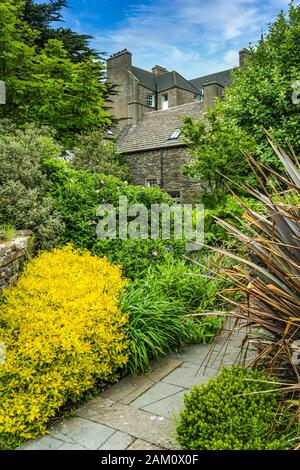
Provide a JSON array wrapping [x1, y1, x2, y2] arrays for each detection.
[[21, 320, 250, 450]]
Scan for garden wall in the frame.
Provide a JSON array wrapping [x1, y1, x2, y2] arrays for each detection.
[[0, 231, 33, 294]]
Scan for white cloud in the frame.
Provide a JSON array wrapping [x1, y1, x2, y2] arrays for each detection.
[[90, 0, 293, 78], [224, 49, 239, 65]]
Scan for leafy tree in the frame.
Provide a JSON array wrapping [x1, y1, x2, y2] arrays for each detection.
[[182, 110, 256, 194], [0, 0, 113, 145], [23, 0, 99, 62], [184, 3, 300, 194], [71, 131, 128, 180]]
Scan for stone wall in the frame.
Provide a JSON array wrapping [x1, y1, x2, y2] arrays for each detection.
[[0, 231, 33, 295], [124, 146, 202, 202], [157, 88, 195, 110], [107, 50, 134, 126], [128, 83, 155, 124]]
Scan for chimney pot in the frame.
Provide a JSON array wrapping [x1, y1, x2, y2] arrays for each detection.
[[152, 65, 168, 75], [239, 48, 249, 68]]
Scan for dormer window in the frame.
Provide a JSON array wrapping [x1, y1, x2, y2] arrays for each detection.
[[168, 128, 182, 140], [146, 94, 155, 108]]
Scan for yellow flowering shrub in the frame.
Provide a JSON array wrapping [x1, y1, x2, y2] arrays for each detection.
[[0, 244, 129, 446]]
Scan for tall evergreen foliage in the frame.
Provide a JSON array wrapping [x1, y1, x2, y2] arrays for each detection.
[[0, 0, 113, 145], [23, 0, 99, 61]]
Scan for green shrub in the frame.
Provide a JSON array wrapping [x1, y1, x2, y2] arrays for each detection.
[[201, 195, 264, 245], [142, 257, 224, 312], [0, 245, 129, 449], [177, 366, 296, 450], [45, 158, 187, 278], [0, 122, 63, 249], [92, 239, 187, 279], [121, 258, 223, 374], [71, 131, 128, 180]]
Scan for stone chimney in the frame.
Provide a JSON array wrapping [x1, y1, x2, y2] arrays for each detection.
[[239, 48, 250, 68], [107, 49, 132, 78], [106, 49, 133, 129], [152, 65, 168, 75], [203, 82, 224, 111], [0, 81, 6, 104]]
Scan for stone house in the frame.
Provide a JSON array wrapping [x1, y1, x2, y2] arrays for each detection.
[[118, 101, 204, 202], [107, 49, 248, 201]]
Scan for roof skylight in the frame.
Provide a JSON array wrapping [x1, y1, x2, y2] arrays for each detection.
[[168, 128, 182, 140]]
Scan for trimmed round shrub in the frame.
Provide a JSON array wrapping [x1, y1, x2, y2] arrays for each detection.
[[0, 245, 129, 448], [177, 366, 296, 450]]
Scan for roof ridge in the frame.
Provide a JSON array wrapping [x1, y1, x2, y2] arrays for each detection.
[[172, 70, 199, 92], [190, 68, 233, 82], [132, 65, 154, 75]]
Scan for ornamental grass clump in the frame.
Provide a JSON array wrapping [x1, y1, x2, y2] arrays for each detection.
[[177, 366, 297, 450], [211, 136, 300, 384], [0, 245, 129, 449]]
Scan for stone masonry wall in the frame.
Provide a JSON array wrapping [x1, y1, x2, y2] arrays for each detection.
[[125, 146, 202, 202], [157, 88, 195, 110], [0, 231, 33, 295]]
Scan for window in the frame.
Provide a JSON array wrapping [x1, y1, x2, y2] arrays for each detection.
[[168, 128, 182, 140], [162, 93, 168, 110], [146, 94, 155, 108], [146, 178, 158, 188], [194, 90, 204, 102], [168, 191, 181, 202]]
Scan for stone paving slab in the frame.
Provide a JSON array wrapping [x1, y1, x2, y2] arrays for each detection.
[[141, 390, 186, 419], [162, 364, 217, 389], [131, 381, 184, 409], [101, 375, 155, 405], [58, 443, 87, 450], [98, 431, 134, 450], [147, 358, 184, 382], [127, 439, 164, 450], [207, 348, 242, 369], [20, 435, 65, 450], [77, 397, 176, 449], [100, 358, 183, 406], [169, 343, 210, 366], [50, 416, 115, 450]]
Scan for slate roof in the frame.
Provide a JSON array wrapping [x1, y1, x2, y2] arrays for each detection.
[[118, 101, 204, 153], [132, 67, 200, 94], [132, 66, 156, 91], [156, 71, 199, 93], [190, 69, 232, 91]]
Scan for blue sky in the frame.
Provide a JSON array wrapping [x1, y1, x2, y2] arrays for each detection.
[[55, 0, 294, 78]]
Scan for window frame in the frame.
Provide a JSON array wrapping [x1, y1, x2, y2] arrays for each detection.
[[146, 178, 159, 188], [161, 93, 169, 110], [168, 128, 182, 140], [146, 93, 155, 108]]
